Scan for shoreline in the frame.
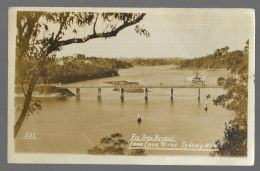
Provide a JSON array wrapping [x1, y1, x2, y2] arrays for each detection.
[[15, 86, 75, 98]]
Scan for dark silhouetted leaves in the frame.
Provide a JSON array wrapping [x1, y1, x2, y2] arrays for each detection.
[[88, 133, 145, 156]]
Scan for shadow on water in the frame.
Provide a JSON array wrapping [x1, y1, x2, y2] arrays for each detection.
[[170, 99, 174, 114], [197, 99, 201, 106], [57, 96, 69, 101], [204, 108, 208, 115], [97, 98, 102, 106], [120, 97, 124, 104], [145, 97, 148, 104], [120, 97, 124, 111], [76, 96, 80, 102], [138, 122, 142, 128], [144, 98, 149, 111], [170, 99, 174, 106]]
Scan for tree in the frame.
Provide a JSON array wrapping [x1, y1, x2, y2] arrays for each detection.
[[214, 46, 230, 57], [217, 77, 225, 86], [88, 133, 146, 155], [211, 40, 249, 156], [244, 39, 249, 54], [15, 11, 149, 138], [211, 120, 247, 156]]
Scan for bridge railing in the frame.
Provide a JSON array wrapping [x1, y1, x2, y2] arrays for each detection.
[[35, 84, 224, 89]]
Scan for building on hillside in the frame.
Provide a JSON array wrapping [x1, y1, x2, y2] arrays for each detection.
[[56, 58, 64, 66], [73, 53, 86, 60]]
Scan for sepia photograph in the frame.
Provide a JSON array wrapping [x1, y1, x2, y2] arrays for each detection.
[[8, 7, 255, 165]]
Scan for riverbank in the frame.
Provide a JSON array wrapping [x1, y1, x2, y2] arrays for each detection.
[[15, 85, 75, 97], [38, 57, 132, 84]]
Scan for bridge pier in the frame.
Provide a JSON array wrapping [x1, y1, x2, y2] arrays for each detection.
[[170, 88, 173, 100], [144, 88, 148, 100], [198, 88, 200, 101], [54, 85, 222, 100], [120, 88, 124, 99], [97, 88, 101, 99], [76, 88, 80, 98]]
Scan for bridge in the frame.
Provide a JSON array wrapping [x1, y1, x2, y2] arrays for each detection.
[[53, 84, 223, 89], [38, 84, 224, 101]]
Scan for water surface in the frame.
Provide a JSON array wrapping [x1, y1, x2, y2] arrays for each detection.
[[15, 65, 234, 155]]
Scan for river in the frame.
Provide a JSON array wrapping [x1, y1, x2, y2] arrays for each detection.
[[15, 65, 235, 156]]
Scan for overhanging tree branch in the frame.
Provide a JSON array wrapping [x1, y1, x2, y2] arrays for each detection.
[[57, 13, 146, 47]]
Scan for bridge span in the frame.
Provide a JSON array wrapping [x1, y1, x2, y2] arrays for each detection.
[[37, 84, 224, 101], [46, 84, 224, 89]]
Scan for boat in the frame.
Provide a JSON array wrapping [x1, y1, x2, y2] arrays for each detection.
[[192, 73, 203, 83], [137, 113, 142, 123], [204, 103, 208, 111]]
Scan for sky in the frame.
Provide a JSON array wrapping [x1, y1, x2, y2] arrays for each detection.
[[54, 9, 254, 58]]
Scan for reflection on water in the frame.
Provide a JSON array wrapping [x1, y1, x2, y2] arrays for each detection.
[[14, 66, 235, 156], [120, 97, 124, 103]]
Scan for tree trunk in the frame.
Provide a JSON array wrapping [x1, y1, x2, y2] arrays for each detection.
[[14, 76, 38, 138]]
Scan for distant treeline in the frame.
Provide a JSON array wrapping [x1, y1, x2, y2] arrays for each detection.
[[40, 57, 133, 84], [39, 56, 184, 84], [119, 57, 184, 66], [40, 48, 248, 84], [179, 46, 248, 74]]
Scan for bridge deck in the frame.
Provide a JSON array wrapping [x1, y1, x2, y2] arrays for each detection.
[[37, 84, 224, 89]]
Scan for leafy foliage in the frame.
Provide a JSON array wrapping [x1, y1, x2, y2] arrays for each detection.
[[123, 57, 183, 66], [27, 98, 42, 117], [211, 120, 247, 156], [179, 46, 248, 72], [217, 77, 225, 86], [134, 25, 150, 37], [210, 40, 249, 156], [88, 133, 146, 156]]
